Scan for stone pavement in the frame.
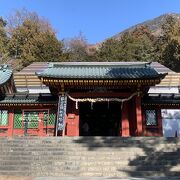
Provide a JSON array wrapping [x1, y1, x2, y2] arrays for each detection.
[[35, 177, 180, 180], [1, 176, 180, 180]]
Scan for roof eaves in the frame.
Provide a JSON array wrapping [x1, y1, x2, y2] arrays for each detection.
[[0, 65, 13, 86]]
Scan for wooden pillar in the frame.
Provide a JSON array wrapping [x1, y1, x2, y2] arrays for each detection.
[[121, 101, 130, 137], [128, 98, 137, 136], [38, 112, 44, 136], [136, 95, 143, 136], [74, 108, 79, 136], [8, 109, 14, 137]]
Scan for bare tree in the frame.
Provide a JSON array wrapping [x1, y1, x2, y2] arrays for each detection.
[[6, 8, 55, 36]]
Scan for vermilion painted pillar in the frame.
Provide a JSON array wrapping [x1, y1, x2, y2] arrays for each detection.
[[136, 95, 143, 136], [8, 110, 14, 137], [121, 101, 130, 137], [38, 112, 44, 136], [74, 111, 79, 136]]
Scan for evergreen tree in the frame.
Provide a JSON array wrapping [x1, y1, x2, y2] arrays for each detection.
[[0, 17, 8, 62], [97, 26, 155, 62], [7, 10, 63, 67], [96, 38, 123, 61], [158, 15, 180, 71]]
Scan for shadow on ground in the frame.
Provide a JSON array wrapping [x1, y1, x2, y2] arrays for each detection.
[[73, 137, 180, 177]]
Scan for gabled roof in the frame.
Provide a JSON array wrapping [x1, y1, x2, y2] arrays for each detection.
[[0, 65, 13, 85], [13, 61, 170, 92], [156, 73, 180, 87], [16, 61, 173, 74], [36, 62, 165, 80], [14, 62, 49, 94], [13, 74, 49, 93]]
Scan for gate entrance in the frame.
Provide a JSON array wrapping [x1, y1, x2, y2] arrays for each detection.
[[79, 102, 121, 136]]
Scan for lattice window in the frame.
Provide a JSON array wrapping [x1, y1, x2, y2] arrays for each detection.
[[49, 111, 56, 125], [24, 111, 39, 128], [0, 110, 8, 126], [43, 110, 49, 126], [43, 110, 56, 126], [14, 110, 23, 128], [145, 110, 157, 126]]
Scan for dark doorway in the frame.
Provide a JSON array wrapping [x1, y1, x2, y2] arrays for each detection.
[[79, 102, 121, 136]]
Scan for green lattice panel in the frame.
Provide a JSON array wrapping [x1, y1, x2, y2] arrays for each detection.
[[0, 110, 8, 126], [43, 111, 48, 126], [43, 110, 56, 126], [49, 111, 56, 125], [24, 111, 39, 128], [14, 110, 23, 128]]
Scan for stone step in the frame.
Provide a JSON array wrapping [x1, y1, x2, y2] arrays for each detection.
[[0, 159, 179, 166], [51, 165, 180, 172], [1, 142, 179, 146], [0, 164, 178, 172], [0, 151, 179, 156], [0, 146, 179, 152], [0, 147, 149, 153], [0, 152, 179, 161], [0, 168, 179, 176], [77, 171, 180, 177], [0, 165, 31, 171], [0, 146, 179, 154], [0, 136, 177, 139], [0, 171, 32, 176], [0, 154, 179, 161], [0, 164, 180, 173], [0, 137, 179, 144], [79, 160, 180, 166], [0, 137, 179, 177], [0, 170, 180, 177]]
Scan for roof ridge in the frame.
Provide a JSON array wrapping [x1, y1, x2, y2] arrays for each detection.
[[48, 62, 151, 68]]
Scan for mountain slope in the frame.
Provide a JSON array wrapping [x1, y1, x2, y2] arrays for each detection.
[[111, 13, 180, 40]]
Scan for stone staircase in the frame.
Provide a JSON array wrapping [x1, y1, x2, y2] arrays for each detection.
[[0, 137, 180, 178]]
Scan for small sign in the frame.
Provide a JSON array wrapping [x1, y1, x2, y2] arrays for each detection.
[[57, 95, 67, 130]]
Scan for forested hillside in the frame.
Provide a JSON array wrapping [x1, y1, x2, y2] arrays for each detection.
[[1, 9, 180, 72], [97, 13, 180, 72], [112, 13, 180, 39]]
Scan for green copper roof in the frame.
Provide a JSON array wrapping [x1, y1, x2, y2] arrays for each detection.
[[36, 62, 165, 80], [0, 94, 58, 104], [0, 65, 13, 85]]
